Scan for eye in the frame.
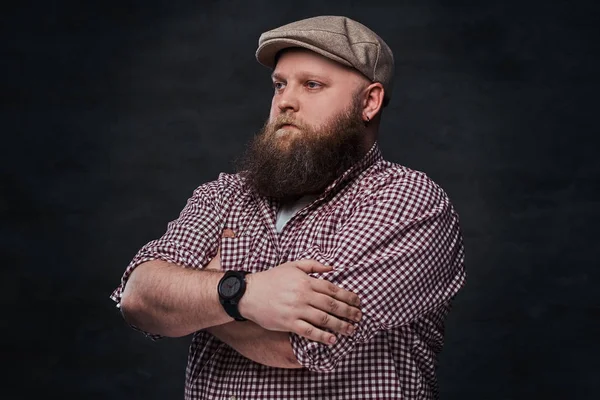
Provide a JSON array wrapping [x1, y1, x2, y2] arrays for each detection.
[[273, 81, 285, 91], [306, 81, 322, 89]]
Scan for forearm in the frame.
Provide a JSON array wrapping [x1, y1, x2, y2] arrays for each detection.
[[207, 322, 302, 369], [120, 260, 232, 337]]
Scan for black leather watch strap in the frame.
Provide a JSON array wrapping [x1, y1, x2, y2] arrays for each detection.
[[222, 300, 246, 322]]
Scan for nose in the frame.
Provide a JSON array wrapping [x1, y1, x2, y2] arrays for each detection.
[[275, 86, 299, 114]]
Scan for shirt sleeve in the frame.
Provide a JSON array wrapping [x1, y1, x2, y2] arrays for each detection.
[[109, 174, 231, 339], [290, 170, 467, 372]]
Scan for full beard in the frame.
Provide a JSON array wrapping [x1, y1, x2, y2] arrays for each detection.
[[236, 98, 369, 201]]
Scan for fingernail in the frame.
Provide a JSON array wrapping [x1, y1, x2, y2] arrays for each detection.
[[346, 326, 355, 335], [329, 336, 337, 344], [354, 312, 362, 321]]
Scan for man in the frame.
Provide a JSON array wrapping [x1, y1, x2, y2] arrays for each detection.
[[111, 15, 466, 399]]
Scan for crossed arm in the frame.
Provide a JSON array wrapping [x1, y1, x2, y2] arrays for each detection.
[[202, 251, 300, 368], [120, 250, 362, 369], [206, 321, 300, 368], [118, 172, 465, 372]]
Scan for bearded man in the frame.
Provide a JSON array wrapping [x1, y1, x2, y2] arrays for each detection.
[[111, 15, 466, 400]]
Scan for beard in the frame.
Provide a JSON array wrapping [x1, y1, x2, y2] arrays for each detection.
[[236, 97, 369, 201]]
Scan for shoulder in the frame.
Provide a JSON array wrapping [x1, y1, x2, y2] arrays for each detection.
[[356, 159, 452, 221], [190, 172, 249, 205]]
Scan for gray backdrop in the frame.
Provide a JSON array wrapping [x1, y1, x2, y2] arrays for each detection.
[[3, 0, 599, 398]]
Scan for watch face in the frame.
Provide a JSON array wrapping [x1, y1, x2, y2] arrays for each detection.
[[220, 276, 241, 299]]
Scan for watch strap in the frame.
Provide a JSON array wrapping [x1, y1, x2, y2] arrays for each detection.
[[222, 300, 246, 321]]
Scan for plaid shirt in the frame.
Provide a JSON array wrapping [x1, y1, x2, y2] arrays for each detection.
[[111, 142, 466, 399]]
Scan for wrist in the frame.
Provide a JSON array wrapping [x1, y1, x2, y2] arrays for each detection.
[[217, 270, 249, 321], [237, 272, 256, 322]]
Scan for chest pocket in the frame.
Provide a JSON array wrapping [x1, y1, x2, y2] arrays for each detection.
[[220, 234, 254, 271]]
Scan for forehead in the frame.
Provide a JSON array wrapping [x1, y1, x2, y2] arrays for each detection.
[[272, 48, 358, 80]]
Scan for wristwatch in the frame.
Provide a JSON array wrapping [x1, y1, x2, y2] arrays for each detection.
[[217, 270, 249, 321]]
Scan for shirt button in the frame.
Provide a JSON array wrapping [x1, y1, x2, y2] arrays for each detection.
[[229, 397, 237, 400]]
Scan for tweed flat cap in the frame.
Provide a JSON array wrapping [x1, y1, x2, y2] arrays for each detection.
[[256, 15, 395, 105]]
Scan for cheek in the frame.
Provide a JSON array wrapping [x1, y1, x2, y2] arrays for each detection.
[[302, 101, 334, 127], [269, 97, 279, 120]]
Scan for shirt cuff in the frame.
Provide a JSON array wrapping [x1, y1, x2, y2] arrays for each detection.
[[289, 314, 380, 372]]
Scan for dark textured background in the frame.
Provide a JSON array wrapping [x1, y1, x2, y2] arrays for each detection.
[[3, 0, 599, 398]]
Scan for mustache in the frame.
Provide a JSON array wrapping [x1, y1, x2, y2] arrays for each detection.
[[272, 115, 306, 131]]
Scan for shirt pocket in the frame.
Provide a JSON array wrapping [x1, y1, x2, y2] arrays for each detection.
[[220, 234, 254, 271]]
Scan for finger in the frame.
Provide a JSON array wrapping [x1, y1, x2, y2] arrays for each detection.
[[310, 293, 362, 323], [311, 279, 361, 308], [304, 308, 357, 337], [292, 320, 338, 346], [294, 259, 333, 274]]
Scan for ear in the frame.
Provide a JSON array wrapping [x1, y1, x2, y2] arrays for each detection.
[[361, 83, 385, 122]]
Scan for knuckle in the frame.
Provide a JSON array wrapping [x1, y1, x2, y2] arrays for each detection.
[[320, 313, 330, 326], [328, 283, 339, 294], [345, 305, 355, 317], [304, 326, 314, 337], [328, 299, 339, 313], [295, 286, 310, 303], [304, 278, 313, 288]]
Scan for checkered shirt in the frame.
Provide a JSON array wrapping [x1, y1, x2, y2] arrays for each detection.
[[110, 142, 466, 399]]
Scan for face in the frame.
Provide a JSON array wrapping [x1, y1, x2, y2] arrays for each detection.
[[268, 48, 368, 138], [237, 49, 371, 200]]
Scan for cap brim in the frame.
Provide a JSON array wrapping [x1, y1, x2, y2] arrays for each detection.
[[256, 38, 354, 69]]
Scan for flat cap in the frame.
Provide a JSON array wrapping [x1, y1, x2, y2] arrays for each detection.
[[256, 15, 395, 105]]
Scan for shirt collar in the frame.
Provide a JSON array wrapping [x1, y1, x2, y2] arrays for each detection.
[[318, 141, 383, 198], [255, 141, 383, 208]]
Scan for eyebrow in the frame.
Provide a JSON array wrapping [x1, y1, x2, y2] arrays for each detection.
[[271, 72, 329, 82]]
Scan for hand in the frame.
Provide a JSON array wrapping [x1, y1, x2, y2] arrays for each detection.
[[239, 260, 362, 345]]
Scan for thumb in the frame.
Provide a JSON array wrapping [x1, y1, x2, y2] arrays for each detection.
[[295, 259, 334, 274]]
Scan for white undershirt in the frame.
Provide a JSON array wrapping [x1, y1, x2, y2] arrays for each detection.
[[275, 195, 318, 233]]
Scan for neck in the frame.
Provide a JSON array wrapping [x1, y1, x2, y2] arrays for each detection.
[[363, 125, 378, 150]]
